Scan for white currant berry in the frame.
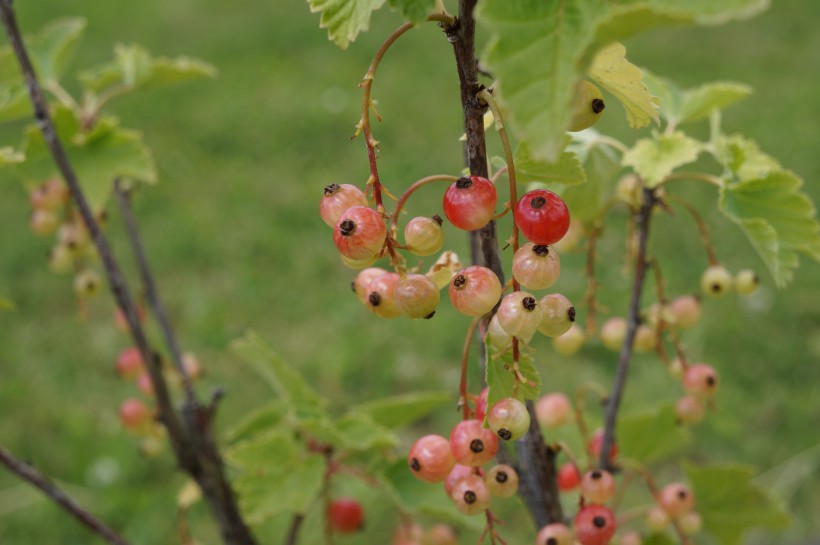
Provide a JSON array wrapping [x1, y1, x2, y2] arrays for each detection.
[[567, 80, 606, 132], [365, 272, 401, 319], [450, 474, 490, 515], [340, 252, 378, 270], [633, 324, 655, 353], [487, 397, 530, 440], [675, 395, 705, 425], [486, 464, 519, 498], [658, 483, 695, 517], [405, 215, 445, 256], [320, 183, 368, 228], [600, 317, 627, 351], [74, 269, 102, 298], [552, 324, 585, 355], [668, 295, 701, 329], [734, 269, 760, 295], [580, 470, 616, 504], [645, 506, 670, 531], [497, 291, 542, 339], [680, 512, 702, 535], [449, 266, 502, 317], [395, 274, 440, 319], [537, 294, 576, 337], [700, 265, 733, 297], [535, 523, 573, 545], [487, 314, 512, 350], [535, 393, 571, 428], [512, 243, 561, 290]]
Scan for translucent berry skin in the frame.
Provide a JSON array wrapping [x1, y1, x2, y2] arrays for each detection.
[[734, 269, 760, 295], [553, 324, 585, 356], [487, 397, 530, 441], [557, 462, 581, 491], [574, 504, 616, 545], [450, 474, 490, 515], [74, 269, 102, 298], [353, 267, 387, 304], [675, 395, 705, 425], [535, 523, 573, 545], [333, 206, 386, 260], [408, 434, 456, 483], [535, 393, 571, 428], [537, 294, 576, 337], [668, 295, 701, 329], [487, 314, 513, 349], [580, 470, 616, 504], [512, 244, 561, 290], [442, 176, 498, 231], [320, 183, 368, 228], [449, 266, 502, 317], [486, 464, 519, 498], [30, 209, 60, 236], [327, 497, 365, 533], [645, 506, 670, 531], [553, 219, 583, 253], [475, 387, 489, 422], [119, 398, 150, 429], [633, 324, 655, 353], [600, 317, 627, 351], [116, 347, 144, 379], [30, 178, 68, 211], [683, 363, 718, 398], [514, 189, 570, 246], [567, 80, 606, 132], [405, 215, 445, 256], [700, 265, 733, 297], [659, 483, 695, 517], [365, 272, 402, 319], [449, 419, 499, 467], [340, 252, 378, 270], [395, 274, 440, 319], [444, 464, 476, 497], [680, 512, 702, 535], [589, 429, 618, 462], [497, 291, 543, 339]]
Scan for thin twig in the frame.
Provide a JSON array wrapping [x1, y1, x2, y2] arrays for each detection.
[[284, 514, 305, 545], [667, 195, 720, 266], [0, 446, 131, 545], [599, 187, 657, 471]]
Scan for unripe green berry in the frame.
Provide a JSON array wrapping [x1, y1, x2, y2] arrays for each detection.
[[701, 265, 733, 297], [487, 397, 530, 441], [734, 269, 760, 295]]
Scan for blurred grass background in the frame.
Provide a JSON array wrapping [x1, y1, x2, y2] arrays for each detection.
[[0, 0, 818, 543]]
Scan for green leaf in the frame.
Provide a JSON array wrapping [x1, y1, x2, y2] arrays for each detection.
[[307, 0, 387, 50], [388, 0, 435, 23], [0, 146, 24, 167], [333, 412, 397, 452], [476, 0, 768, 161], [485, 338, 540, 411], [678, 81, 752, 123], [226, 402, 288, 444], [715, 133, 780, 182], [14, 107, 156, 210], [28, 18, 86, 83], [641, 534, 675, 545], [685, 462, 790, 545], [622, 131, 701, 187], [232, 331, 328, 409], [79, 44, 217, 95], [0, 85, 31, 123], [618, 404, 691, 464], [349, 391, 453, 429], [719, 169, 820, 287], [642, 70, 682, 123], [229, 430, 325, 524], [514, 140, 586, 186], [588, 42, 659, 129]]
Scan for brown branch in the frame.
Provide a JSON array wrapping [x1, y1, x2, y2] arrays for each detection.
[[284, 514, 305, 545], [0, 4, 256, 543], [0, 446, 131, 545], [599, 188, 657, 471]]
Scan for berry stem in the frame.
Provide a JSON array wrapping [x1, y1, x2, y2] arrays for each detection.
[[648, 259, 669, 360], [584, 198, 618, 336], [460, 316, 483, 420], [668, 195, 720, 266], [0, 445, 131, 545], [574, 383, 608, 468], [284, 515, 305, 545], [600, 187, 657, 472], [389, 174, 458, 237]]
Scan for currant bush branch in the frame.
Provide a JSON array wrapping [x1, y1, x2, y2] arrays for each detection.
[[667, 194, 720, 266], [0, 445, 131, 545]]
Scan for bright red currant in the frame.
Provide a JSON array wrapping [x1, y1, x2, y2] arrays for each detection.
[[574, 504, 616, 545], [557, 462, 581, 492], [333, 205, 386, 260], [327, 497, 365, 533], [442, 176, 497, 231], [589, 429, 618, 462], [514, 189, 570, 246]]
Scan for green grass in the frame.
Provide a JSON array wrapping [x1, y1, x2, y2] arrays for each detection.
[[1, 1, 819, 543]]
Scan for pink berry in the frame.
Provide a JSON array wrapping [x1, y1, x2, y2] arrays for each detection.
[[333, 205, 386, 260], [557, 462, 581, 492], [600, 317, 627, 351], [424, 523, 458, 545], [320, 183, 368, 228], [658, 483, 694, 517], [512, 243, 561, 290], [182, 352, 203, 380], [475, 387, 489, 421], [580, 470, 616, 504], [497, 291, 543, 339], [535, 393, 571, 428], [668, 295, 701, 329], [404, 215, 445, 256], [30, 209, 60, 236], [645, 506, 670, 531], [365, 272, 401, 319], [395, 274, 440, 319], [448, 266, 502, 317], [444, 464, 477, 497], [116, 347, 144, 379], [487, 397, 530, 441], [683, 364, 718, 398], [119, 398, 150, 429], [535, 523, 573, 545], [450, 474, 490, 515], [408, 435, 455, 483], [514, 189, 570, 246], [589, 429, 618, 462], [352, 267, 387, 304], [136, 372, 154, 396], [327, 497, 364, 533], [537, 294, 576, 337], [30, 178, 68, 210], [574, 504, 616, 545], [392, 522, 423, 545], [442, 175, 497, 231], [486, 464, 519, 498], [675, 395, 705, 425], [619, 531, 643, 545], [449, 419, 499, 467]]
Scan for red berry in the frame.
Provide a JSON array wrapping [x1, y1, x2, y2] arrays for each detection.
[[668, 295, 701, 329], [574, 504, 616, 545], [557, 462, 581, 492], [449, 419, 499, 466], [683, 364, 718, 398], [116, 347, 144, 379], [535, 393, 571, 428], [588, 429, 618, 463], [136, 372, 154, 396], [658, 483, 694, 517], [320, 183, 368, 228], [352, 267, 387, 304], [408, 435, 456, 483], [675, 395, 705, 425], [580, 470, 616, 504], [424, 523, 458, 545], [442, 176, 497, 231], [365, 272, 402, 319], [449, 266, 502, 317], [119, 398, 150, 429], [333, 206, 386, 260], [600, 317, 627, 351], [327, 497, 364, 533], [514, 189, 570, 246], [444, 464, 477, 497], [475, 387, 489, 421]]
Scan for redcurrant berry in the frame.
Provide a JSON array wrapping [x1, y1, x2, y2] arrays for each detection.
[[395, 274, 440, 319], [514, 189, 570, 246], [450, 474, 490, 515], [487, 397, 530, 440], [668, 295, 701, 329], [116, 347, 144, 379], [574, 504, 616, 545], [589, 429, 618, 462], [557, 462, 581, 492], [449, 266, 502, 317], [535, 393, 571, 428], [675, 395, 705, 426], [352, 267, 387, 304], [512, 243, 561, 290], [497, 291, 542, 340], [658, 483, 694, 517], [580, 470, 616, 504], [333, 205, 386, 260], [119, 398, 150, 429], [365, 272, 402, 319], [327, 497, 365, 533], [449, 419, 499, 467], [320, 183, 367, 228], [408, 434, 455, 483], [683, 363, 718, 398], [535, 523, 573, 545], [405, 215, 445, 256], [486, 464, 519, 498], [442, 176, 497, 231]]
